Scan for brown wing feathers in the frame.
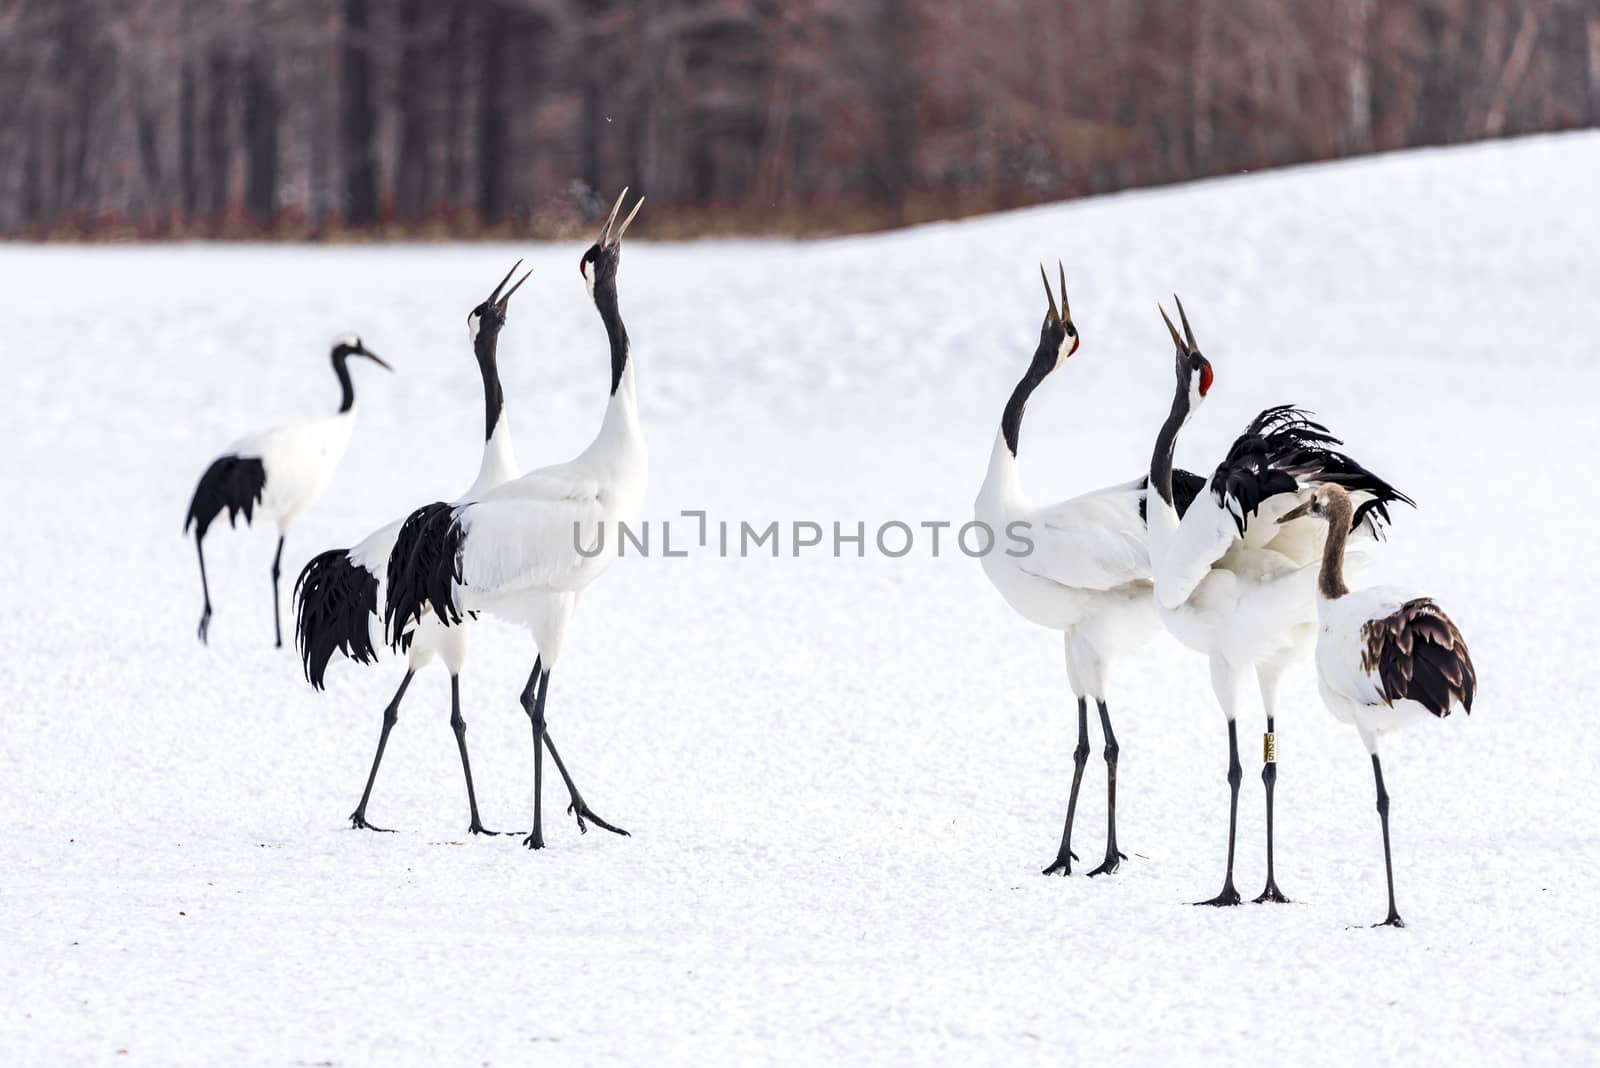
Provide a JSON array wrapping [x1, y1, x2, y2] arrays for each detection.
[[1360, 599, 1477, 717]]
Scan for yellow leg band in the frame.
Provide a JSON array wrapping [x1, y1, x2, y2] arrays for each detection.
[[1263, 732, 1277, 763]]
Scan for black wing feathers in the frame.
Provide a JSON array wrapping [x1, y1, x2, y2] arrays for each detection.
[[1138, 468, 1206, 523], [185, 455, 266, 538], [294, 549, 380, 689], [1212, 405, 1414, 536]]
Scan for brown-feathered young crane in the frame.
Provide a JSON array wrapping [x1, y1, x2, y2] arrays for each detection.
[[1278, 484, 1478, 928]]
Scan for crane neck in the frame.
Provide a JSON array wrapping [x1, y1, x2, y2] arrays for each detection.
[[595, 278, 630, 396], [577, 277, 642, 472], [469, 412, 520, 495], [475, 329, 506, 441], [999, 353, 1052, 459], [466, 326, 518, 493], [1150, 377, 1192, 508], [1318, 496, 1354, 600], [333, 353, 357, 413]]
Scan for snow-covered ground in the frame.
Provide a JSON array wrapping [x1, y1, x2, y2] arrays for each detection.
[[4, 132, 1599, 1065]]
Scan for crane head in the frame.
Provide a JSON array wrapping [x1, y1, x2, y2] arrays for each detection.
[[469, 259, 532, 345], [1036, 260, 1079, 370], [580, 187, 644, 299], [331, 333, 391, 371], [1159, 295, 1212, 407]]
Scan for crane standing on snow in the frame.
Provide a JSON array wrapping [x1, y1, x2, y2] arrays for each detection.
[[294, 262, 531, 835], [1276, 484, 1476, 928], [975, 264, 1206, 878], [185, 334, 390, 648], [1145, 298, 1411, 907], [385, 189, 645, 852]]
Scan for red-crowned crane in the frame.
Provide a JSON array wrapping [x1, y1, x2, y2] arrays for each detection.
[[294, 262, 534, 834], [185, 334, 390, 647], [1277, 484, 1477, 927], [385, 190, 646, 851], [975, 264, 1207, 877], [1145, 298, 1411, 907]]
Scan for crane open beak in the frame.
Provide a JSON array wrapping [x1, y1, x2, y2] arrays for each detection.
[[1159, 294, 1198, 357], [492, 264, 533, 314], [487, 258, 529, 309], [600, 187, 645, 247], [1038, 260, 1073, 324], [1277, 500, 1313, 524]]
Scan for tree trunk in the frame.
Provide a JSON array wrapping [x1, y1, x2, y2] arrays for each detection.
[[478, 4, 508, 225], [341, 0, 377, 226], [243, 56, 279, 227]]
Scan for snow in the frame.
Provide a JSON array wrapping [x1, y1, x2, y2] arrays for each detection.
[[4, 131, 1599, 1064]]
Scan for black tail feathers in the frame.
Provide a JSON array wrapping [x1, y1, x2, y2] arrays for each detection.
[[384, 502, 466, 646], [294, 548, 381, 689], [185, 455, 266, 539]]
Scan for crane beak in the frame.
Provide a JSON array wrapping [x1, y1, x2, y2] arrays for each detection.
[[1158, 304, 1189, 357], [599, 188, 627, 245], [1277, 500, 1313, 524], [358, 345, 392, 371], [599, 187, 645, 247], [494, 268, 533, 313], [487, 258, 524, 305], [614, 194, 645, 243]]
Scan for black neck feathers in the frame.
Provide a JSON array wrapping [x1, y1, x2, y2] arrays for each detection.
[[474, 329, 505, 440], [1000, 344, 1056, 457], [332, 347, 357, 412], [595, 280, 629, 395], [1150, 378, 1191, 506]]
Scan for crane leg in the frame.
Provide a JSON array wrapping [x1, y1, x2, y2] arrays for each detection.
[[544, 732, 629, 837], [1043, 697, 1090, 875], [1195, 718, 1243, 906], [449, 674, 500, 836], [1370, 753, 1405, 928], [270, 535, 285, 648], [349, 669, 413, 832], [195, 532, 213, 645], [1254, 714, 1290, 903], [1087, 699, 1127, 877], [520, 660, 549, 850]]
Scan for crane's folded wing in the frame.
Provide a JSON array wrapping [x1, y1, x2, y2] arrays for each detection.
[[1019, 482, 1152, 592], [454, 487, 609, 596]]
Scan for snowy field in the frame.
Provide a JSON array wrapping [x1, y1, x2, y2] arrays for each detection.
[[4, 132, 1599, 1064]]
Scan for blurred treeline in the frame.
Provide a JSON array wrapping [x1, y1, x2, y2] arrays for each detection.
[[1, 0, 1596, 239]]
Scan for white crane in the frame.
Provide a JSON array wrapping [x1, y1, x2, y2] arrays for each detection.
[[1145, 297, 1411, 907], [384, 189, 646, 851], [293, 262, 532, 834], [1277, 484, 1477, 927], [185, 334, 390, 647], [975, 264, 1207, 877]]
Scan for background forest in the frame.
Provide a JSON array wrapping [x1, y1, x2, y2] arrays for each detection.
[[2, 0, 1597, 237]]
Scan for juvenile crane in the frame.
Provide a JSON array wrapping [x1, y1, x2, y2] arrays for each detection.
[[185, 334, 390, 647], [294, 262, 531, 834], [1145, 298, 1411, 906], [1277, 484, 1476, 927], [386, 189, 646, 851], [975, 264, 1205, 877]]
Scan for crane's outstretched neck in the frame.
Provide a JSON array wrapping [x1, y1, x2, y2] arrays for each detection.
[[333, 354, 357, 413], [1317, 494, 1354, 600], [1000, 359, 1051, 459], [1150, 377, 1192, 507], [469, 323, 519, 494], [596, 280, 631, 399], [476, 329, 506, 441]]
